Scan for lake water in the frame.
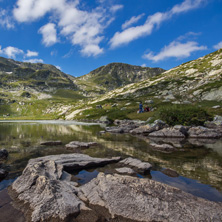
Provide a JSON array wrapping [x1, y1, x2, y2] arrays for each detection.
[[0, 120, 222, 203]]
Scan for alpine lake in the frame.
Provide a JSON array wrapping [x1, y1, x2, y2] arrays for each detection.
[[0, 120, 222, 220]]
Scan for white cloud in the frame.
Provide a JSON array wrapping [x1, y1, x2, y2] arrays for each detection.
[[0, 46, 24, 58], [144, 40, 207, 62], [39, 23, 58, 46], [26, 50, 39, 57], [122, 14, 145, 30], [23, 58, 44, 63], [141, 64, 146, 67], [213, 41, 222, 50], [110, 4, 124, 13], [0, 9, 14, 29], [110, 0, 206, 48], [13, 0, 118, 57]]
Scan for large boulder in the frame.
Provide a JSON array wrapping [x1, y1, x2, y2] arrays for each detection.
[[130, 119, 167, 135], [148, 125, 188, 138], [0, 149, 8, 160], [79, 173, 222, 222], [11, 153, 121, 222], [188, 126, 222, 138]]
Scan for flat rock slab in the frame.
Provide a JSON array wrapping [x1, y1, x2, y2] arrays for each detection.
[[40, 141, 62, 146], [29, 153, 121, 171], [65, 141, 98, 149], [120, 157, 152, 173], [79, 173, 222, 222], [11, 153, 121, 222]]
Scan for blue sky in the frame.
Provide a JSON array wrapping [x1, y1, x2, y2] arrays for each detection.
[[0, 0, 222, 77]]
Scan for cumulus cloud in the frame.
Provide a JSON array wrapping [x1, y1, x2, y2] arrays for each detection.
[[0, 46, 24, 58], [213, 41, 222, 50], [110, 0, 206, 48], [143, 40, 207, 62], [39, 23, 58, 46], [122, 13, 145, 30], [26, 50, 39, 57], [0, 9, 14, 29], [23, 58, 44, 63], [141, 64, 146, 67], [13, 0, 118, 57]]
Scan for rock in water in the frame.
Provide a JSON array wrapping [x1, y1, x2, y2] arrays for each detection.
[[11, 153, 121, 222], [79, 173, 222, 222], [0, 168, 8, 180], [0, 149, 8, 160], [40, 141, 62, 146]]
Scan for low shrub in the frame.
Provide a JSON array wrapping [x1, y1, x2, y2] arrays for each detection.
[[156, 105, 212, 126]]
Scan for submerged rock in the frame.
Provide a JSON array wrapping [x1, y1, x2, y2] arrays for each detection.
[[40, 141, 62, 146], [120, 157, 152, 174], [161, 168, 179, 177], [65, 141, 98, 149], [0, 149, 8, 160], [79, 173, 222, 222], [148, 127, 187, 138], [150, 142, 176, 153]]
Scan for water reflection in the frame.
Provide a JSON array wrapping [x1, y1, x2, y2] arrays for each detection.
[[0, 120, 222, 201]]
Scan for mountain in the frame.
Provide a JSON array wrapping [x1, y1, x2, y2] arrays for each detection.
[[74, 63, 165, 95], [90, 49, 222, 103], [0, 49, 221, 121], [0, 56, 77, 93]]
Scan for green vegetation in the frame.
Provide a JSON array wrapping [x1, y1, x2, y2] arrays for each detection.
[[156, 105, 212, 126]]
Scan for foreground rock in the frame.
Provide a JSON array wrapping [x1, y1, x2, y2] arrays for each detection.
[[65, 141, 98, 149], [79, 173, 222, 222], [11, 153, 121, 222], [40, 141, 62, 146], [115, 167, 135, 175], [0, 149, 8, 160], [120, 157, 152, 174]]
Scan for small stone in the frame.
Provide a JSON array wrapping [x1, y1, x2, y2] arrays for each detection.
[[115, 167, 135, 175]]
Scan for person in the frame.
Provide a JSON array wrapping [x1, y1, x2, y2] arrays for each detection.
[[139, 102, 143, 113], [144, 106, 149, 112]]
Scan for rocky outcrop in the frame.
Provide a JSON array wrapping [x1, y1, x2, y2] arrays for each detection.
[[120, 157, 152, 174], [40, 141, 62, 146], [11, 153, 121, 222], [79, 173, 222, 222], [130, 120, 167, 135], [0, 149, 8, 160], [188, 126, 222, 138], [148, 126, 188, 138], [65, 141, 98, 149]]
